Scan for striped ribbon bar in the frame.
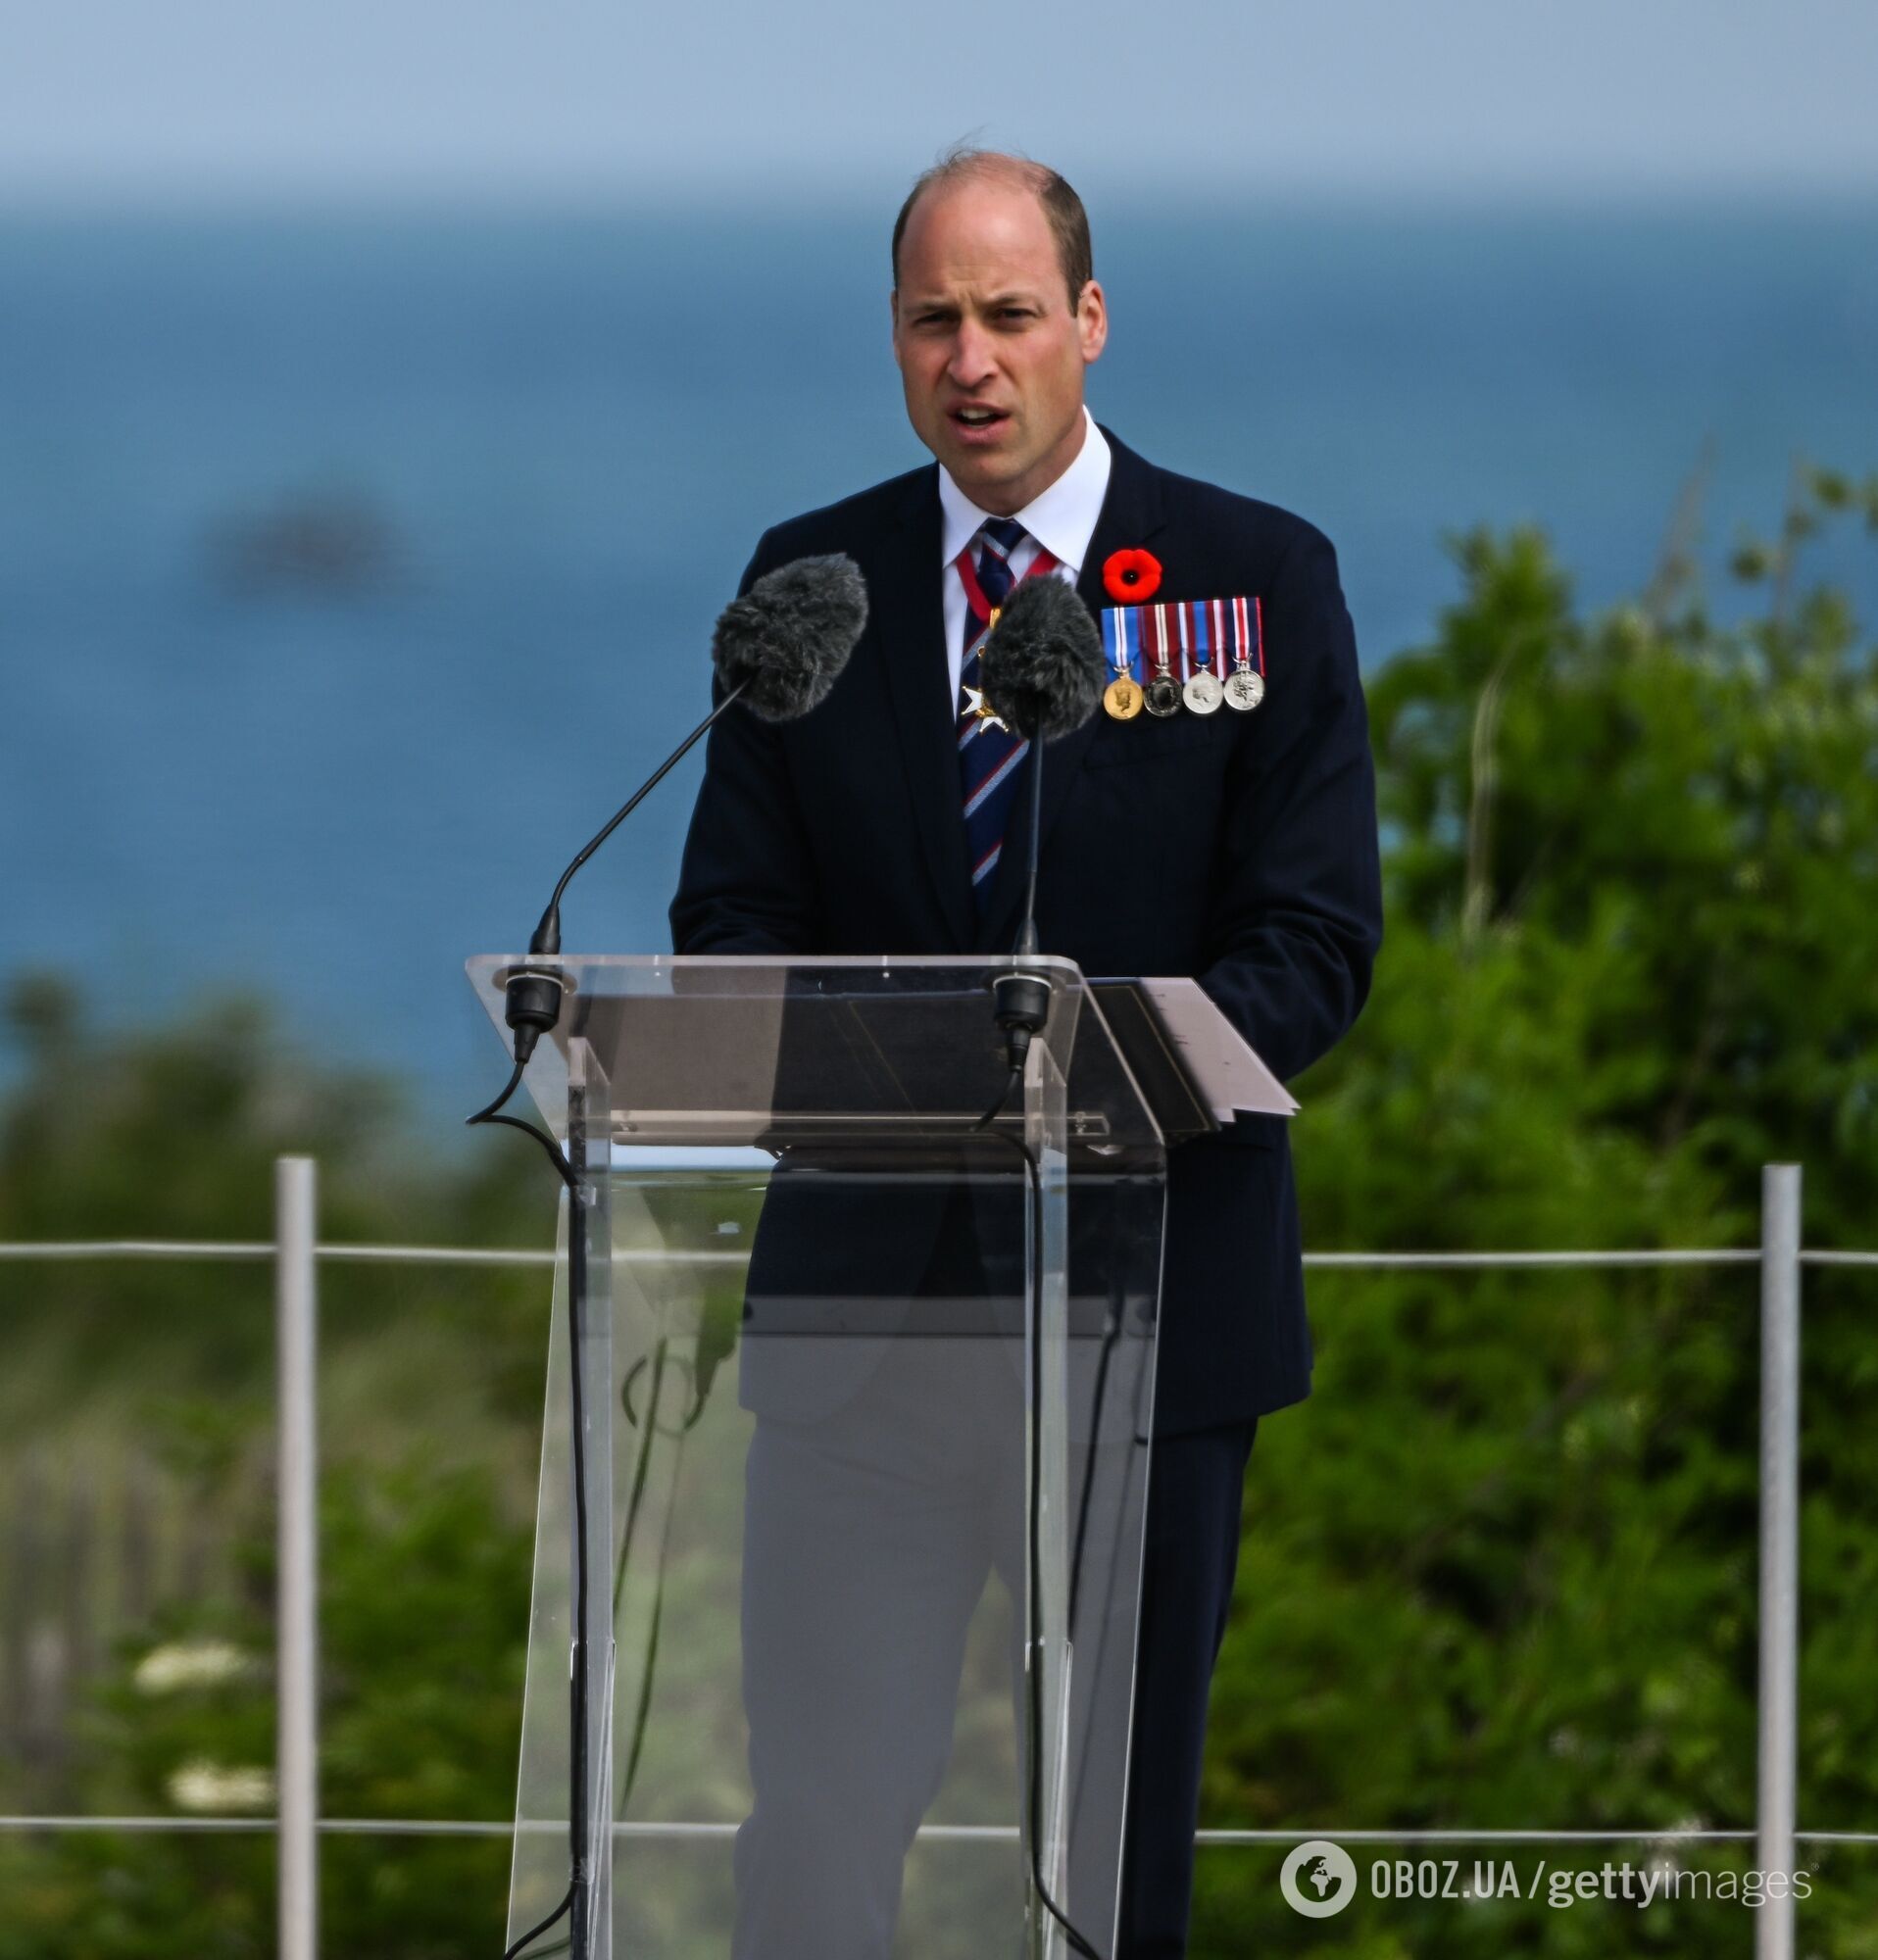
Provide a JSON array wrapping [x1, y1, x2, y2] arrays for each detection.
[[1100, 597, 1265, 682]]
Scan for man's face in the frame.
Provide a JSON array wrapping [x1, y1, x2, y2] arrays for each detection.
[[891, 178, 1107, 516]]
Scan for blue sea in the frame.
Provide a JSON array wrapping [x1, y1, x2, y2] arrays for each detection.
[[3, 201, 1876, 1124]]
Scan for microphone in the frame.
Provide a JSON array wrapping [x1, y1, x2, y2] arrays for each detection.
[[977, 573, 1107, 747], [713, 553, 868, 720], [498, 554, 867, 1064], [976, 576, 1105, 1065]]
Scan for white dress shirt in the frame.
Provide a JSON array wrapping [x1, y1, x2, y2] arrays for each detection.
[[936, 407, 1112, 711]]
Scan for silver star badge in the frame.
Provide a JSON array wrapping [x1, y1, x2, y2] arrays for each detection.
[[963, 685, 1011, 734]]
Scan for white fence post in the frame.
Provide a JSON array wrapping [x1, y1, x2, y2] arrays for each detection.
[[276, 1156, 319, 1960], [1756, 1163, 1802, 1960]]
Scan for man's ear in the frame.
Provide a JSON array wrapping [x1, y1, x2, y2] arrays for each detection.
[[889, 288, 903, 366], [1076, 279, 1109, 366]]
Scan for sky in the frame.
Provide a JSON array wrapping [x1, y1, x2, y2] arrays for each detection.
[[6, 0, 1878, 205]]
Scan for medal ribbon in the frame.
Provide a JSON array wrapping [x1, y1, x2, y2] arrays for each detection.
[[1104, 604, 1142, 681], [1177, 601, 1222, 683], [1142, 603, 1173, 677], [1184, 600, 1231, 686], [956, 541, 1061, 635], [1222, 595, 1263, 677], [1100, 597, 1264, 684]]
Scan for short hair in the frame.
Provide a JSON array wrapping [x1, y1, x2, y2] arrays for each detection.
[[891, 148, 1094, 313]]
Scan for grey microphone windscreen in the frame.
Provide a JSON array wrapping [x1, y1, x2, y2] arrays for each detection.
[[711, 554, 868, 722], [979, 576, 1106, 741]]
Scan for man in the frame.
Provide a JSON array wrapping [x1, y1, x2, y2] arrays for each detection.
[[671, 150, 1382, 1958]]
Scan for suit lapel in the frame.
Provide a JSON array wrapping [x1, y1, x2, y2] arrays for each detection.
[[876, 468, 977, 951], [974, 431, 1167, 952]]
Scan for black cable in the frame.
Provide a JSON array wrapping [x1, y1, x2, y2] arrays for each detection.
[[984, 1064, 1132, 1862], [468, 1054, 578, 1196], [971, 1087, 1103, 1960], [614, 1342, 695, 1807], [1059, 1248, 1136, 1866], [470, 1054, 593, 1959], [975, 1062, 1024, 1134], [1066, 1286, 1120, 1632], [501, 1882, 572, 1960], [1016, 1137, 1103, 1960], [562, 1139, 596, 1960]]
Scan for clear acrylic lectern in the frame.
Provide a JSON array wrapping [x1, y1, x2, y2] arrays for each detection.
[[468, 955, 1174, 1960]]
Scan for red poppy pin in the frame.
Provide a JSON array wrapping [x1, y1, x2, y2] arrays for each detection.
[[1103, 548, 1162, 604]]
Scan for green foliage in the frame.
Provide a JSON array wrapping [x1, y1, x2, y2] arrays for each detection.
[[1359, 479, 1878, 1239], [0, 1462, 529, 1959], [1194, 467, 1878, 1952], [0, 986, 556, 1952], [0, 980, 540, 1253]]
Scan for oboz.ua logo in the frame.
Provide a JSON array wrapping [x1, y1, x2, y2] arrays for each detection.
[[1280, 1839, 1358, 1917]]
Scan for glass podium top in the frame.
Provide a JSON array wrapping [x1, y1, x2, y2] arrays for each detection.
[[467, 954, 1169, 1158]]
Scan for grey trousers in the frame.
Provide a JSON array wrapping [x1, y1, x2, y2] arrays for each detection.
[[732, 1330, 1255, 1959]]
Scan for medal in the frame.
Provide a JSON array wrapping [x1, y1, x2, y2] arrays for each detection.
[[963, 684, 1012, 733], [1222, 594, 1266, 712], [1104, 674, 1142, 719], [1184, 670, 1223, 713], [1224, 667, 1264, 710], [1102, 604, 1143, 719], [1098, 591, 1264, 720], [1179, 603, 1222, 713], [1143, 602, 1181, 716]]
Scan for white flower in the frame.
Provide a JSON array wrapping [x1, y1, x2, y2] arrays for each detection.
[[133, 1640, 252, 1695], [167, 1761, 276, 1813]]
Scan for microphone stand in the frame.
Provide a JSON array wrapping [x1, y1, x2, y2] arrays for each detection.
[[992, 735, 1052, 1066], [478, 675, 750, 1960], [473, 555, 864, 1958], [980, 735, 1105, 1958], [499, 675, 751, 1066]]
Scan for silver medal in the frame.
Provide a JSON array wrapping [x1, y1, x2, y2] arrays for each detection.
[[1224, 666, 1265, 711], [1183, 669, 1223, 714], [1144, 673, 1183, 717]]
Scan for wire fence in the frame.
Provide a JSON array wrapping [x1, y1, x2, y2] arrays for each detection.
[[1, 1156, 1865, 1960]]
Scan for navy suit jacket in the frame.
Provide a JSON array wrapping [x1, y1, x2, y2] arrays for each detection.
[[669, 429, 1382, 1434]]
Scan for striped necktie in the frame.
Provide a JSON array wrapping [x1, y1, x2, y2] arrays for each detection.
[[956, 517, 1057, 912]]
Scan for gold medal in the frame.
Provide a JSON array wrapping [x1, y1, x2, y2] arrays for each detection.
[[1224, 666, 1265, 711], [1183, 670, 1223, 714], [1104, 674, 1143, 720]]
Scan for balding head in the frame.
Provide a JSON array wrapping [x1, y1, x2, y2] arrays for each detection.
[[892, 149, 1093, 314], [889, 148, 1108, 514]]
